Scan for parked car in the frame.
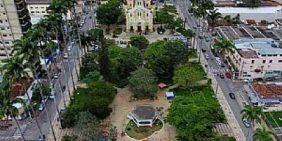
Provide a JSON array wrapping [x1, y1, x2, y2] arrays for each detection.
[[201, 48, 206, 53], [242, 119, 251, 128], [225, 72, 232, 79], [205, 54, 209, 60], [63, 53, 68, 59], [219, 73, 225, 79], [38, 103, 45, 111], [229, 92, 236, 99], [242, 102, 250, 107]]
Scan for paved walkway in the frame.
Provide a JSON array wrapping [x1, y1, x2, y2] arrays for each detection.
[[109, 88, 176, 141]]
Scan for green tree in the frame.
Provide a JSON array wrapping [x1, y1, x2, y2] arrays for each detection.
[[167, 91, 223, 141], [241, 106, 263, 129], [80, 53, 99, 79], [96, 0, 122, 32], [129, 35, 149, 51], [82, 70, 103, 84], [253, 126, 274, 141], [214, 37, 234, 55], [173, 64, 205, 87], [73, 111, 100, 141], [243, 0, 261, 7], [207, 9, 222, 30], [145, 40, 188, 83], [109, 46, 143, 86], [128, 68, 158, 99], [31, 83, 51, 105]]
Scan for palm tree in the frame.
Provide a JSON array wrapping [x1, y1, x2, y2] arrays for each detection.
[[241, 106, 263, 129], [253, 126, 274, 141], [0, 80, 26, 141], [80, 32, 90, 54], [207, 9, 222, 31], [214, 37, 234, 55]]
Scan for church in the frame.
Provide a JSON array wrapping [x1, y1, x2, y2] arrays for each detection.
[[124, 0, 154, 33]]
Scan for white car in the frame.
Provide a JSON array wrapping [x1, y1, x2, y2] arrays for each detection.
[[67, 46, 72, 52], [38, 103, 45, 111], [205, 54, 209, 59], [63, 53, 68, 59]]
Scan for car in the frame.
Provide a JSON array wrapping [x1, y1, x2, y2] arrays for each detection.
[[62, 86, 66, 92], [242, 119, 251, 128], [53, 74, 59, 79], [67, 46, 72, 52], [63, 53, 68, 59], [201, 48, 206, 53], [242, 102, 250, 107], [38, 103, 45, 111], [205, 54, 209, 59], [229, 92, 236, 99], [219, 73, 225, 79]]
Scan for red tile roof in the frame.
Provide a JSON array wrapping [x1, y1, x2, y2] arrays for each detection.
[[253, 82, 282, 98], [9, 77, 33, 100]]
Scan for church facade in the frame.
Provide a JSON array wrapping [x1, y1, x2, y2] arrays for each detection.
[[124, 0, 154, 33]]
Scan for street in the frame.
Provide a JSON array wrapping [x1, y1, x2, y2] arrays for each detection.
[[174, 0, 253, 140]]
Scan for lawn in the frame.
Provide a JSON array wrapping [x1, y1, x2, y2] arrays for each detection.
[[125, 119, 163, 140], [264, 111, 282, 128]]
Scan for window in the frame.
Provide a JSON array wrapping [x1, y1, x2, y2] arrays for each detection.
[[2, 13, 5, 15], [269, 60, 273, 63], [0, 20, 2, 23], [279, 60, 282, 63], [4, 41, 9, 44], [3, 34, 7, 37], [31, 11, 34, 13], [268, 54, 272, 57], [42, 11, 46, 13], [273, 54, 277, 57], [261, 54, 266, 57], [251, 60, 255, 64], [263, 60, 266, 63]]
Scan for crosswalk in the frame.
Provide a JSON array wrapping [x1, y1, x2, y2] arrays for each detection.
[[213, 123, 234, 136]]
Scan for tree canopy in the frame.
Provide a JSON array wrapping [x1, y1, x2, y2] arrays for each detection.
[[173, 63, 205, 87], [144, 40, 189, 83], [108, 46, 143, 87], [167, 87, 225, 141], [129, 35, 149, 51], [128, 68, 158, 99], [96, 0, 122, 29]]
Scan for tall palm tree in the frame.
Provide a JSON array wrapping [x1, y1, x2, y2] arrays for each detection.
[[207, 9, 222, 31], [214, 37, 234, 55], [253, 126, 274, 141], [241, 106, 263, 129]]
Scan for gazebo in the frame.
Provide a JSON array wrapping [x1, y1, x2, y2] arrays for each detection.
[[127, 105, 157, 127]]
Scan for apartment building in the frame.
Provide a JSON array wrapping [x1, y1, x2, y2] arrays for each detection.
[[228, 38, 282, 80], [25, 0, 50, 24], [0, 0, 31, 59], [26, 0, 84, 25]]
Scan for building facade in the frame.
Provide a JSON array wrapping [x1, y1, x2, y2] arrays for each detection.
[[227, 38, 282, 80], [0, 0, 31, 59], [124, 0, 154, 33], [25, 0, 50, 24]]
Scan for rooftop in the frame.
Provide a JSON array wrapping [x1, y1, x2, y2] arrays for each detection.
[[237, 49, 258, 58], [253, 82, 282, 98], [131, 105, 156, 120], [233, 38, 282, 55]]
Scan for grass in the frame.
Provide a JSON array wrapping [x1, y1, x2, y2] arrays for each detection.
[[125, 119, 163, 140], [264, 111, 282, 128]]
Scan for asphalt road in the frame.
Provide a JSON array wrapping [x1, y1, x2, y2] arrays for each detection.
[[20, 3, 95, 140], [174, 0, 253, 140]]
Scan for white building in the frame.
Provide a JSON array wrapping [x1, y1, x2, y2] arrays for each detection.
[[216, 6, 282, 22], [124, 0, 154, 33], [229, 38, 282, 80], [25, 0, 50, 24]]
